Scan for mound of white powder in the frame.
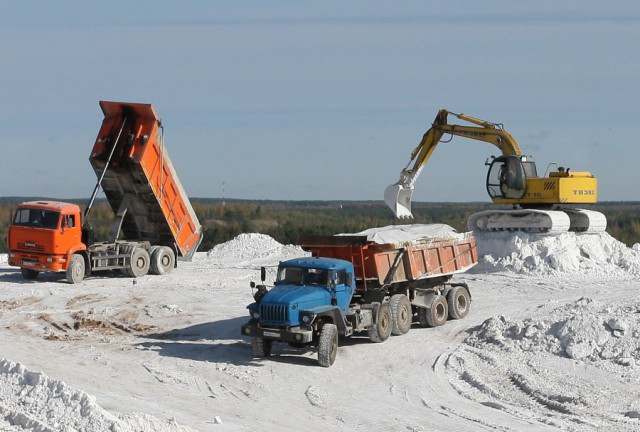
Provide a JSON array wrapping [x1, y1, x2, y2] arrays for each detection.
[[467, 297, 640, 369], [207, 233, 307, 265], [0, 359, 194, 432], [472, 231, 640, 277]]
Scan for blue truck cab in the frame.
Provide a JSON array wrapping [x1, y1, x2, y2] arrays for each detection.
[[241, 257, 357, 367]]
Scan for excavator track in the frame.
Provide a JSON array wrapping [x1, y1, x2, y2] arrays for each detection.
[[467, 209, 571, 235], [564, 209, 607, 233], [467, 208, 607, 234]]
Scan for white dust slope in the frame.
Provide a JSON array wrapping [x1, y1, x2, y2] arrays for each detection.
[[473, 231, 640, 277], [206, 233, 307, 266], [445, 297, 640, 430], [0, 358, 194, 432]]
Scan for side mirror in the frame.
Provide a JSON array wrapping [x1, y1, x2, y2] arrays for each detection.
[[260, 266, 266, 282], [250, 281, 256, 288], [328, 273, 338, 306], [328, 273, 337, 290]]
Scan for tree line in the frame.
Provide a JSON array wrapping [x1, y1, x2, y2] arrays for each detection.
[[0, 197, 638, 253]]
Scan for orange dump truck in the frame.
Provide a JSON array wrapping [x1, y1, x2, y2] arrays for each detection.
[[7, 101, 203, 283], [301, 227, 478, 328]]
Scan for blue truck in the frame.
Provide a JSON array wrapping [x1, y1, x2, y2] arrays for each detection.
[[241, 233, 478, 367]]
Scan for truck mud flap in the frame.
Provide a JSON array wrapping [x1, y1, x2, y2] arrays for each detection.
[[411, 290, 438, 310]]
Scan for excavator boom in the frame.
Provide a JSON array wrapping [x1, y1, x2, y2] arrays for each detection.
[[384, 109, 522, 218]]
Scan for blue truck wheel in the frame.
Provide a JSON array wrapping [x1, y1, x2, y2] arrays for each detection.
[[418, 295, 448, 327], [390, 294, 412, 335], [318, 324, 338, 367], [368, 302, 392, 343], [447, 286, 471, 319], [252, 337, 272, 357]]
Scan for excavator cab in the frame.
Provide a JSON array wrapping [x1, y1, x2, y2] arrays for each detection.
[[486, 155, 533, 200]]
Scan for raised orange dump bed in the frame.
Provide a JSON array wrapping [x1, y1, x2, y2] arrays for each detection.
[[91, 101, 202, 259], [302, 233, 477, 292]]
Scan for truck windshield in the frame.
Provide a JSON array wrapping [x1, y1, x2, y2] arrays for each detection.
[[13, 208, 60, 229], [277, 267, 329, 286]]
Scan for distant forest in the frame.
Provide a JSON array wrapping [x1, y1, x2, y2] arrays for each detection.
[[1, 197, 638, 253]]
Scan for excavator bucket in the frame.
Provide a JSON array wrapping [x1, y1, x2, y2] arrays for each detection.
[[384, 182, 414, 219]]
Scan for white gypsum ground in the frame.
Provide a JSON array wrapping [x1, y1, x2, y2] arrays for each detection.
[[0, 232, 639, 431]]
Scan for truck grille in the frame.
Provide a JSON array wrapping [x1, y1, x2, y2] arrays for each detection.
[[260, 304, 289, 323], [18, 242, 44, 252]]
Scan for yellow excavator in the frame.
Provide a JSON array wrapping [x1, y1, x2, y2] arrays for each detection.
[[384, 109, 607, 234]]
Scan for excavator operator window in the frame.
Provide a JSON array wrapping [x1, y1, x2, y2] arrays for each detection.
[[486, 156, 527, 200], [522, 161, 538, 178]]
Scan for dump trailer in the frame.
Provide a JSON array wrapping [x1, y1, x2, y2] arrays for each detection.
[[7, 101, 203, 283], [241, 227, 477, 367]]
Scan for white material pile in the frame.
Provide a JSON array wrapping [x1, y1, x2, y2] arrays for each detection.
[[339, 223, 465, 245], [467, 297, 640, 367], [446, 297, 640, 429], [206, 233, 307, 265], [0, 359, 193, 432], [473, 231, 640, 276]]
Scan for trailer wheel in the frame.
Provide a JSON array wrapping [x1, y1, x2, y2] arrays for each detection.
[[318, 323, 338, 367], [150, 246, 175, 275], [66, 254, 85, 284], [390, 294, 412, 335], [368, 302, 392, 343], [126, 247, 150, 278], [447, 286, 471, 320], [21, 269, 39, 280], [252, 337, 272, 357], [418, 295, 448, 327]]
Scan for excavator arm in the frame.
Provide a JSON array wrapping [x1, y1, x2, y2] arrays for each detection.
[[385, 109, 523, 218]]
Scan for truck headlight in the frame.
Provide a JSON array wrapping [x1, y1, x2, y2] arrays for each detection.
[[252, 311, 260, 319]]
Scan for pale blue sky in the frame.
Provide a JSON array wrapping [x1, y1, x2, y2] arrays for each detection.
[[0, 1, 638, 201]]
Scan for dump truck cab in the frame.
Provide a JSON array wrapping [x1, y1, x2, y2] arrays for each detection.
[[241, 257, 356, 366], [7, 201, 85, 277]]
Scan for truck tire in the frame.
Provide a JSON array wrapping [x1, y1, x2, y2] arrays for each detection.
[[252, 337, 272, 357], [447, 286, 471, 320], [418, 295, 448, 327], [318, 323, 338, 367], [390, 294, 412, 335], [21, 269, 39, 280], [368, 302, 392, 343], [125, 247, 150, 278], [150, 246, 175, 275], [66, 254, 85, 284]]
